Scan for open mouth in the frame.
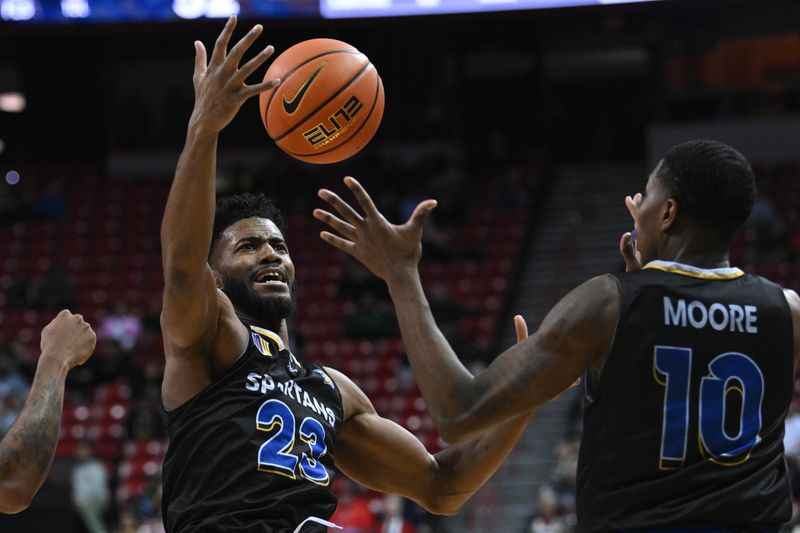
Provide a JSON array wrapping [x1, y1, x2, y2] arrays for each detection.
[[253, 268, 287, 287]]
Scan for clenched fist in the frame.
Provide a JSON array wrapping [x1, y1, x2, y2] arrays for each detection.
[[40, 310, 97, 370]]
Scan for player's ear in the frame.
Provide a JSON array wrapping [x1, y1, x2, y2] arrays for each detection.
[[661, 198, 678, 232], [214, 271, 224, 289]]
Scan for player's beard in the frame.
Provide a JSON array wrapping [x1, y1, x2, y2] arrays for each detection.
[[220, 273, 297, 331]]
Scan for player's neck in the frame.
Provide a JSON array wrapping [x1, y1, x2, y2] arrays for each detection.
[[660, 238, 731, 270], [236, 311, 291, 345]]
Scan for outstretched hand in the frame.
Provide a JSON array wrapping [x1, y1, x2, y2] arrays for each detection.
[[190, 16, 279, 136], [620, 192, 643, 272], [314, 177, 437, 282]]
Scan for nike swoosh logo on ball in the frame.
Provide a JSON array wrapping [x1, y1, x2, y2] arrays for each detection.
[[282, 63, 326, 115]]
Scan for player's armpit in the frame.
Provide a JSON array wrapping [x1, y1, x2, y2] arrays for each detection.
[[783, 289, 800, 365], [161, 264, 221, 350], [442, 274, 619, 443], [161, 284, 249, 409], [328, 367, 532, 515]]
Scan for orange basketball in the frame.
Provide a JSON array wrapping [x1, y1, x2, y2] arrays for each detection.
[[259, 39, 385, 164]]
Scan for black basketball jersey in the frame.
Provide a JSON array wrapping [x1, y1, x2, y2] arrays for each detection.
[[161, 325, 344, 533], [578, 261, 794, 532]]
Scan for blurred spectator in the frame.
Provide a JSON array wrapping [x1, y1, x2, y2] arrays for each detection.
[[4, 268, 37, 309], [338, 257, 389, 301], [0, 357, 28, 398], [379, 495, 416, 533], [423, 158, 469, 228], [99, 303, 144, 351], [127, 397, 166, 440], [116, 507, 165, 533], [135, 475, 164, 527], [95, 340, 137, 384], [71, 441, 111, 533], [130, 362, 163, 400], [343, 292, 396, 340], [135, 518, 166, 533], [117, 510, 139, 533], [32, 265, 77, 309], [428, 282, 471, 327], [329, 481, 379, 533], [418, 216, 460, 262], [0, 336, 35, 381], [0, 357, 28, 440], [527, 486, 568, 533], [0, 392, 26, 437], [66, 355, 100, 403], [491, 166, 533, 209], [550, 436, 580, 515]]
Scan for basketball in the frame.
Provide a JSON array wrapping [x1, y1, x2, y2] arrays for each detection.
[[259, 38, 385, 164]]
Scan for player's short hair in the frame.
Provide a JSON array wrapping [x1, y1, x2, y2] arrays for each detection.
[[210, 193, 285, 257], [657, 139, 756, 240]]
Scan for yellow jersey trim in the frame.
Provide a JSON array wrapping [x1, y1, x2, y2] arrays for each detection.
[[249, 325, 286, 351], [643, 260, 744, 280]]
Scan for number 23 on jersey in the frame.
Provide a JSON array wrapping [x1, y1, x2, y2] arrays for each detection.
[[256, 399, 330, 485]]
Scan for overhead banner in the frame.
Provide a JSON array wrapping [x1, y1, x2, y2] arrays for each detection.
[[0, 0, 318, 22], [320, 0, 662, 18]]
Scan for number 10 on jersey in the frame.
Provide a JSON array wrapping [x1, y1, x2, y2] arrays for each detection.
[[654, 346, 764, 469]]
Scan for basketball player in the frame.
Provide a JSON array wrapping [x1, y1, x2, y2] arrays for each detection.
[[0, 310, 96, 513], [159, 17, 534, 532], [315, 140, 800, 531]]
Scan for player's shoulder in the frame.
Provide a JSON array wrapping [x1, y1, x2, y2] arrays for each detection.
[[739, 272, 797, 308], [784, 288, 800, 315], [322, 366, 376, 421], [568, 274, 621, 312], [322, 366, 351, 388], [589, 273, 622, 290]]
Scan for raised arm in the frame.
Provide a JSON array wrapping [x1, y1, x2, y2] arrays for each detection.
[[314, 178, 617, 443], [160, 16, 278, 349], [0, 311, 95, 514], [386, 272, 616, 442], [330, 317, 534, 515]]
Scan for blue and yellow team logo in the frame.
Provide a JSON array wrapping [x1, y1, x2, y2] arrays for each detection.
[[249, 326, 286, 358], [250, 332, 273, 357]]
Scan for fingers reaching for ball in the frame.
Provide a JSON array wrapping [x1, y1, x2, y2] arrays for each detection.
[[190, 16, 280, 136]]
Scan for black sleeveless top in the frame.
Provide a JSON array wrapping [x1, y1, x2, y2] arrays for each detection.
[[578, 262, 794, 532], [162, 325, 344, 533]]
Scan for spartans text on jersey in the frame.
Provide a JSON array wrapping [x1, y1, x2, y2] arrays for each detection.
[[245, 373, 337, 426]]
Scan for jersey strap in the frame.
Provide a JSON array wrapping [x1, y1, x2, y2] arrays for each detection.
[[292, 516, 342, 533]]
